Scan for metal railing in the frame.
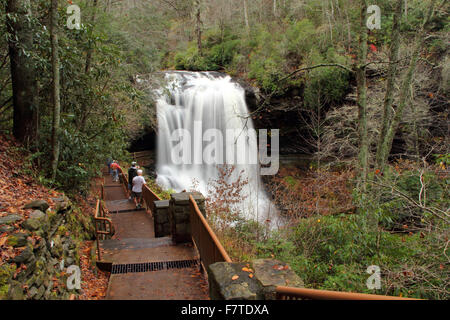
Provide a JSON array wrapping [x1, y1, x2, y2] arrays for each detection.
[[189, 195, 232, 271], [132, 150, 152, 160], [275, 286, 419, 300], [94, 198, 114, 261], [117, 167, 130, 197]]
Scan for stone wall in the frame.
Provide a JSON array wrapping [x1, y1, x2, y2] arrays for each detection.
[[169, 192, 205, 244], [0, 198, 95, 300], [153, 200, 170, 238], [207, 259, 304, 300]]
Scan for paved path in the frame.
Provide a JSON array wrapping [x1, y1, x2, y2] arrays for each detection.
[[101, 174, 209, 300]]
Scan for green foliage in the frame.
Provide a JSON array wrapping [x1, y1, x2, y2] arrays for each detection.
[[283, 19, 316, 57], [173, 27, 240, 71], [435, 153, 450, 166], [250, 211, 448, 299], [304, 48, 351, 109]]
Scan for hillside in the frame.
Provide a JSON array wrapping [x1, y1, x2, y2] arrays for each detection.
[[0, 134, 108, 300]]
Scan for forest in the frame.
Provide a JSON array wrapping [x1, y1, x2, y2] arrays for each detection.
[[0, 0, 448, 300]]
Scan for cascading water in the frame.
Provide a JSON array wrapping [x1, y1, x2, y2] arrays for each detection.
[[156, 71, 277, 225]]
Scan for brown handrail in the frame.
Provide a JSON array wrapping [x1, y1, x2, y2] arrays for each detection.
[[117, 167, 129, 196], [94, 199, 114, 261], [142, 184, 161, 216], [189, 195, 232, 271], [132, 151, 152, 159], [275, 286, 420, 300]]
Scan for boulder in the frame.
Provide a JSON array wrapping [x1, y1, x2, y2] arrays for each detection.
[[30, 210, 45, 219], [12, 246, 34, 264], [53, 196, 71, 214], [24, 200, 49, 213], [22, 210, 49, 232], [0, 214, 22, 225]]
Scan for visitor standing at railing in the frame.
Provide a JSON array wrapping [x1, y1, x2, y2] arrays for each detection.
[[128, 162, 138, 200], [107, 157, 113, 175], [110, 160, 121, 182], [132, 169, 146, 209]]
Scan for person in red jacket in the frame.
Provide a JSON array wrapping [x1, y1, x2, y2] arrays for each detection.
[[110, 161, 121, 182]]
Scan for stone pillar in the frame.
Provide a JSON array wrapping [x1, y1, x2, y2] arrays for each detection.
[[207, 259, 304, 300], [169, 192, 205, 243], [153, 200, 170, 238]]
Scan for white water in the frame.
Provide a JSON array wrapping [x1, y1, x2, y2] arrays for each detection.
[[156, 71, 277, 225]]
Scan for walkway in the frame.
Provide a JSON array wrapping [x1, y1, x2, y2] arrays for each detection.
[[100, 174, 209, 300]]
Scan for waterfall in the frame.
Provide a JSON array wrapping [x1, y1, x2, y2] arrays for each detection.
[[156, 71, 277, 225]]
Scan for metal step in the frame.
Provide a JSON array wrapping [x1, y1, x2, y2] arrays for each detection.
[[111, 259, 199, 275]]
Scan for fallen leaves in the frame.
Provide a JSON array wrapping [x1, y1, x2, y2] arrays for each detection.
[[0, 233, 7, 247], [78, 241, 110, 300], [0, 134, 67, 265], [273, 265, 289, 271]]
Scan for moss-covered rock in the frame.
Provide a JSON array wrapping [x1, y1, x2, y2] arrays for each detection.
[[0, 264, 16, 300], [7, 280, 24, 300], [0, 214, 22, 225], [24, 200, 49, 212], [7, 233, 29, 248]]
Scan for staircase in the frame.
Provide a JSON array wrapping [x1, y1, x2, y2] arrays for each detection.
[[99, 174, 209, 300]]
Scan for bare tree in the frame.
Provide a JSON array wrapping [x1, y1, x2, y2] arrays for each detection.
[[376, 0, 438, 168], [356, 0, 369, 187], [50, 0, 61, 181]]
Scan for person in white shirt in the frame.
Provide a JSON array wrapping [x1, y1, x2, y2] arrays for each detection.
[[132, 170, 146, 209]]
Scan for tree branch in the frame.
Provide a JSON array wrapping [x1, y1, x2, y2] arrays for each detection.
[[278, 63, 354, 83]]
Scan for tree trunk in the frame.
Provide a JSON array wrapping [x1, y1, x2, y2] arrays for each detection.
[[356, 0, 369, 186], [50, 0, 61, 181], [194, 0, 203, 56], [243, 0, 250, 35], [375, 0, 403, 168], [85, 0, 99, 74], [6, 0, 38, 147], [376, 0, 436, 168]]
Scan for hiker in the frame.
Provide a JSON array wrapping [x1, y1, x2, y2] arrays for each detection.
[[107, 157, 113, 175], [110, 160, 121, 182], [132, 169, 146, 209], [128, 162, 138, 200]]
